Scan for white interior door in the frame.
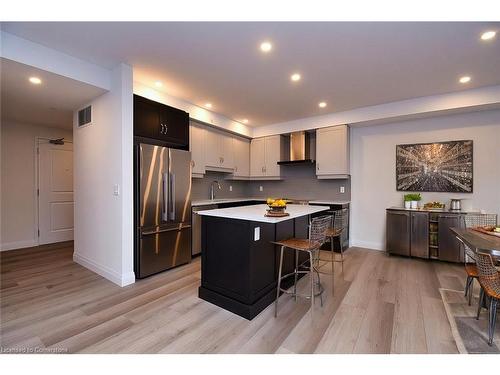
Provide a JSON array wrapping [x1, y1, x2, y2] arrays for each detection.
[[38, 140, 74, 245]]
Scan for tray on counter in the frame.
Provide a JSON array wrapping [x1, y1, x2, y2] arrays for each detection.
[[472, 226, 500, 238]]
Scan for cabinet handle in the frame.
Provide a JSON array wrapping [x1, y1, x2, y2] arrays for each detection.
[[317, 163, 320, 170], [221, 157, 224, 163], [191, 160, 195, 167]]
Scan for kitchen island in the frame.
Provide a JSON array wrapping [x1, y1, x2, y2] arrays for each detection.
[[197, 204, 329, 320]]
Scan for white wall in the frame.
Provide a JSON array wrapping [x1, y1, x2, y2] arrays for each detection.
[[350, 109, 500, 251], [73, 63, 135, 287], [0, 121, 72, 250]]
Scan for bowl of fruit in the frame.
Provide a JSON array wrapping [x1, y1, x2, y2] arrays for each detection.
[[266, 198, 287, 213], [423, 201, 446, 210]]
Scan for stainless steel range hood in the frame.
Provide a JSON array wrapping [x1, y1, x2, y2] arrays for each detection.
[[277, 131, 315, 165]]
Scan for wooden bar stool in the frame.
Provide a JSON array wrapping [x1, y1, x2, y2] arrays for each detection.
[[273, 215, 332, 318]]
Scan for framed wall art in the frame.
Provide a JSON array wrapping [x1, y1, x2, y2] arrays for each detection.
[[396, 140, 473, 192]]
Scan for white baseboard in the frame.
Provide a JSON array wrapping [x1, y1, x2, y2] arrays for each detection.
[[0, 239, 38, 252], [350, 239, 385, 251], [73, 252, 135, 287]]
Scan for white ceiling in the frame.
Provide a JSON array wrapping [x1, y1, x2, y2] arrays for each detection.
[[2, 22, 499, 127], [1, 58, 106, 129]]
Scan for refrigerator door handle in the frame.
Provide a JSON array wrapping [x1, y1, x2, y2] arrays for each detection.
[[162, 172, 169, 222], [170, 173, 176, 221], [142, 225, 191, 236]]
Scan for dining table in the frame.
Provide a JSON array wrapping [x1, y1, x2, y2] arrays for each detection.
[[450, 227, 500, 258]]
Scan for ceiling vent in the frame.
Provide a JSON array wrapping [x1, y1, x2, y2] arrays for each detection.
[[78, 106, 92, 127]]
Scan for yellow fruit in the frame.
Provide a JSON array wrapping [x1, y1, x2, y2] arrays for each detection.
[[267, 198, 274, 205]]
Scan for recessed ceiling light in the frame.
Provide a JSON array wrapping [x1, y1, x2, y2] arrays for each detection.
[[241, 119, 249, 124], [480, 30, 496, 41], [29, 76, 42, 85], [155, 81, 163, 87], [290, 73, 301, 82], [318, 102, 327, 108], [205, 103, 212, 109], [260, 41, 272, 53], [459, 76, 471, 84]]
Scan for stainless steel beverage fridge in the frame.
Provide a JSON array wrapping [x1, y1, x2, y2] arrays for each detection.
[[135, 143, 192, 278]]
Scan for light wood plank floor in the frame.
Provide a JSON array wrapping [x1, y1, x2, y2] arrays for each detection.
[[0, 242, 464, 353]]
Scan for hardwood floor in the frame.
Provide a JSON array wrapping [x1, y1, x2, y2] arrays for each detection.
[[0, 242, 463, 353]]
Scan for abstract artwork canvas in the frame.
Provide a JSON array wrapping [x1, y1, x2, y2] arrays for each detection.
[[396, 140, 473, 192]]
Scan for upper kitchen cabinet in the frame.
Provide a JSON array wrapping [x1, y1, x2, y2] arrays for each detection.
[[190, 122, 205, 178], [204, 127, 234, 172], [229, 136, 250, 179], [315, 125, 350, 179], [250, 135, 285, 179], [133, 95, 189, 150]]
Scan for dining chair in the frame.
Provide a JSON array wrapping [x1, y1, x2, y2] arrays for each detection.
[[462, 213, 498, 305], [475, 251, 500, 346]]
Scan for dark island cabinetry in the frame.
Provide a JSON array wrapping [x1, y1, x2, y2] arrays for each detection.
[[386, 208, 464, 262]]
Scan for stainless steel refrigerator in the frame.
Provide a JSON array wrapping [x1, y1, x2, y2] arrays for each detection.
[[136, 143, 192, 278]]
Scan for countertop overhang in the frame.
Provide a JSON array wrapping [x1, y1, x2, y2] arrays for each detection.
[[196, 204, 329, 223]]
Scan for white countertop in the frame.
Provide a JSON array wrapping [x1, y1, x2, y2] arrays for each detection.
[[309, 200, 350, 205], [192, 198, 350, 207], [192, 198, 263, 207], [196, 204, 329, 223]]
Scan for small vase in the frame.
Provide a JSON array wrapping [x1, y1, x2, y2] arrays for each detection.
[[404, 201, 411, 209], [411, 201, 418, 209]]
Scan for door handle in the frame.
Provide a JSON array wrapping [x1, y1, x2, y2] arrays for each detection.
[[162, 172, 168, 221], [170, 173, 175, 221]]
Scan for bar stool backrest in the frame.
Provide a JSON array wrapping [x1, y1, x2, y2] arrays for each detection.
[[464, 213, 497, 228], [475, 251, 500, 295], [462, 213, 498, 263], [309, 215, 333, 247], [333, 208, 349, 244]]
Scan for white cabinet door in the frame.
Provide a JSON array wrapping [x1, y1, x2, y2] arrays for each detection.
[[221, 134, 234, 169], [250, 138, 266, 177], [204, 128, 222, 168], [233, 137, 250, 177], [316, 125, 349, 177], [190, 123, 205, 176], [264, 135, 281, 177]]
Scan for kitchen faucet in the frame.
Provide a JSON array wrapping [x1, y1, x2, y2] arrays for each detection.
[[210, 180, 222, 200]]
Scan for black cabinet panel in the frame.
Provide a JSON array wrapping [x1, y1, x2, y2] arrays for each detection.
[[438, 214, 464, 262], [134, 96, 160, 140], [410, 212, 429, 258], [386, 210, 410, 256], [134, 95, 189, 149]]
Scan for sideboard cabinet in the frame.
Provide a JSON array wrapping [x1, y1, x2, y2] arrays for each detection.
[[386, 208, 465, 263]]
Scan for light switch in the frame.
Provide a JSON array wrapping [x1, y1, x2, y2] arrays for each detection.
[[259, 186, 263, 192], [113, 184, 120, 196], [340, 186, 345, 194], [229, 185, 233, 192], [254, 227, 260, 241]]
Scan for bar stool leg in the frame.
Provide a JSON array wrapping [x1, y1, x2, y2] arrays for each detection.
[[468, 279, 473, 306], [309, 251, 315, 318], [488, 298, 497, 346], [330, 236, 335, 295], [340, 237, 344, 274], [275, 245, 285, 318], [476, 287, 484, 320], [293, 249, 299, 302]]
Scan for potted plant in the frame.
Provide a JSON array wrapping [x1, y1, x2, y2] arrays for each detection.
[[403, 194, 412, 209], [410, 193, 421, 209]]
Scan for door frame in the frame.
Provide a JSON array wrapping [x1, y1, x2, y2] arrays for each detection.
[[34, 136, 74, 246]]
